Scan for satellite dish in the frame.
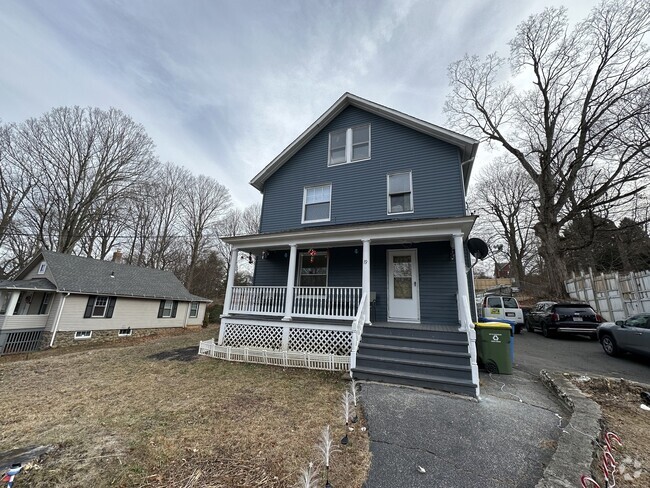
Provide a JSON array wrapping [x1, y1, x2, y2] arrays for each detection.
[[467, 238, 489, 261]]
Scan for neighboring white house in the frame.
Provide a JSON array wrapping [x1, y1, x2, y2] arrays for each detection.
[[0, 250, 210, 354]]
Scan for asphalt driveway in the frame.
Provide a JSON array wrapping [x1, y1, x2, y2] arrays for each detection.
[[361, 371, 565, 488], [514, 329, 650, 383]]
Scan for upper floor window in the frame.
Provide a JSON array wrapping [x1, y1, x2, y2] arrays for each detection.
[[38, 262, 47, 274], [302, 184, 331, 223], [387, 171, 413, 214], [328, 124, 370, 166]]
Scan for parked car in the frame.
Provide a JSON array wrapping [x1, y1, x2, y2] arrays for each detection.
[[525, 302, 603, 339], [597, 314, 650, 358], [479, 295, 525, 334]]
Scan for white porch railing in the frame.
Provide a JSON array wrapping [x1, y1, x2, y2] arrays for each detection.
[[457, 293, 480, 397], [227, 285, 363, 320], [229, 286, 287, 316], [292, 286, 362, 319], [349, 293, 368, 375]]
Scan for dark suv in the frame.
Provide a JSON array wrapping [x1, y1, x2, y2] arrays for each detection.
[[525, 302, 603, 339]]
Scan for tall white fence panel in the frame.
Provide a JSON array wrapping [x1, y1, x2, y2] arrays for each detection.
[[565, 269, 650, 321]]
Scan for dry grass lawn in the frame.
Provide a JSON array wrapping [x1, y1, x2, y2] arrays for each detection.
[[0, 327, 370, 487]]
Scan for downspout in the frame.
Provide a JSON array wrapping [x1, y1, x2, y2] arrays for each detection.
[[49, 292, 70, 347], [184, 300, 192, 328]]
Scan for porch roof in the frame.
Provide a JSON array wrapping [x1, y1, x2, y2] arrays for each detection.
[[0, 278, 56, 291], [222, 215, 476, 252]]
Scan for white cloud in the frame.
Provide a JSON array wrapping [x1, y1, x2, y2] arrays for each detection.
[[0, 0, 604, 208]]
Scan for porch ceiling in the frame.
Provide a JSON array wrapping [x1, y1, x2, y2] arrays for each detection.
[[223, 215, 476, 252]]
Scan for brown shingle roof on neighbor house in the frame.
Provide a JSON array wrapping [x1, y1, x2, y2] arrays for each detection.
[[19, 250, 210, 302]]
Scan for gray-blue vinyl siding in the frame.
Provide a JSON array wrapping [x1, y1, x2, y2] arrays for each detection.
[[253, 242, 459, 325], [259, 106, 466, 234]]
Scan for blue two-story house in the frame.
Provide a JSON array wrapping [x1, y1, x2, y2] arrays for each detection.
[[199, 93, 481, 397]]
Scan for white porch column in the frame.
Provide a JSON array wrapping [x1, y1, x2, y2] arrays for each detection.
[[221, 248, 239, 317], [453, 233, 471, 312], [282, 244, 298, 321], [362, 239, 371, 324], [4, 291, 21, 316]]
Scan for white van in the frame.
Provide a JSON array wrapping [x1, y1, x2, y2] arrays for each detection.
[[480, 295, 525, 334]]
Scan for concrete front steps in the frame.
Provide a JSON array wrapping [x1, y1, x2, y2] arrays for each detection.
[[352, 325, 477, 397]]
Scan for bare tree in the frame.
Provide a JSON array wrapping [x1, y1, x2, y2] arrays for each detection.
[[0, 123, 38, 252], [446, 0, 650, 296], [468, 161, 538, 285], [241, 203, 261, 236], [181, 174, 231, 291], [13, 106, 157, 254], [215, 203, 261, 279]]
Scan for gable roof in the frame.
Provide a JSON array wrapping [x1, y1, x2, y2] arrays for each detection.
[[16, 250, 210, 302], [250, 92, 479, 192]]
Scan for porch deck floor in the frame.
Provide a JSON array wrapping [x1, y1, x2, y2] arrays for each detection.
[[222, 314, 460, 332]]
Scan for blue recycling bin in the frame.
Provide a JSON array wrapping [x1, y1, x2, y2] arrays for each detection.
[[478, 317, 515, 363]]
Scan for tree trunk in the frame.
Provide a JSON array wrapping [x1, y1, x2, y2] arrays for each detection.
[[534, 221, 569, 299]]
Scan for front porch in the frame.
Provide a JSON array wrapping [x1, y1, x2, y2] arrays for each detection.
[[0, 279, 56, 355], [200, 217, 480, 396]]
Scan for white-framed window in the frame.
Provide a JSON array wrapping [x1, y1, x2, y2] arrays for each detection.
[[162, 300, 174, 318], [118, 328, 132, 337], [37, 262, 47, 274], [328, 124, 370, 166], [189, 302, 199, 318], [92, 296, 109, 317], [74, 331, 92, 340], [297, 252, 329, 287], [302, 184, 332, 223], [387, 171, 414, 214]]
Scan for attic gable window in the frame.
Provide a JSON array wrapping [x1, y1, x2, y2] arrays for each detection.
[[38, 263, 47, 274], [328, 124, 370, 166]]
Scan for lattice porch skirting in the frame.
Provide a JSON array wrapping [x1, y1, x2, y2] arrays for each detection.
[[197, 319, 353, 371]]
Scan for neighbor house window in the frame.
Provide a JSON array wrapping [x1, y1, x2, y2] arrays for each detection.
[[38, 262, 47, 274], [387, 171, 413, 214], [158, 300, 178, 318], [84, 295, 116, 318], [328, 124, 370, 166], [0, 291, 8, 314], [189, 302, 199, 318], [38, 293, 52, 315], [297, 252, 328, 287], [118, 328, 132, 337], [74, 331, 92, 340], [302, 184, 332, 223], [92, 296, 109, 317]]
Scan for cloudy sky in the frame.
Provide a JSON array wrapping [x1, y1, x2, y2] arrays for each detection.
[[1, 0, 601, 208]]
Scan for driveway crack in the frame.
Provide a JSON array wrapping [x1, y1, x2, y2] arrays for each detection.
[[370, 437, 516, 486]]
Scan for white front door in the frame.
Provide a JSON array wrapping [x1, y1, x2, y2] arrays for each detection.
[[387, 249, 420, 323]]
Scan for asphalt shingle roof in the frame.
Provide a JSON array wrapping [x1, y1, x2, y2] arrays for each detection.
[[34, 250, 210, 302]]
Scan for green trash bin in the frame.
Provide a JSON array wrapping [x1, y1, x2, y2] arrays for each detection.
[[474, 322, 513, 374]]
